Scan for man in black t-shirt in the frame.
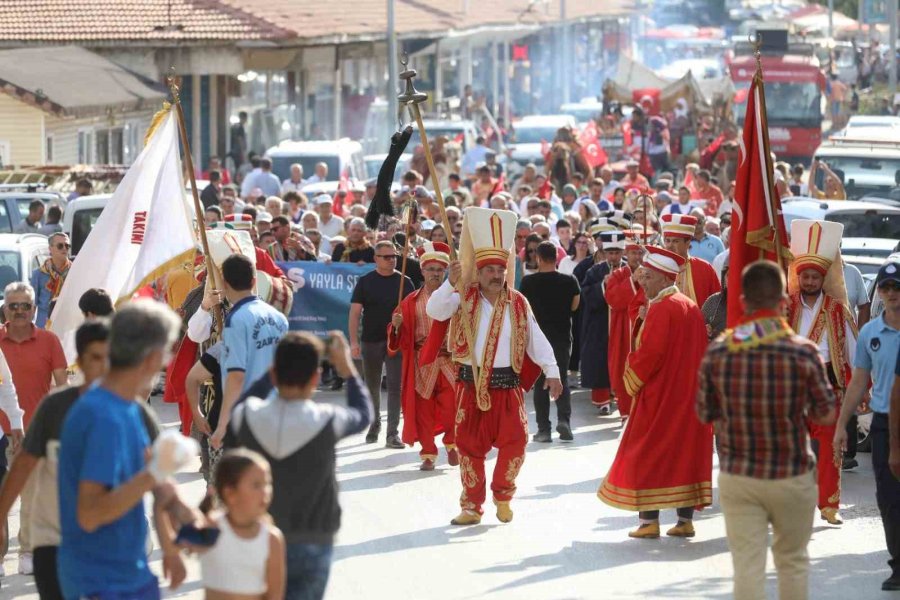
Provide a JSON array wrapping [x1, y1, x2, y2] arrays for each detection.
[[349, 240, 415, 447], [520, 241, 581, 442]]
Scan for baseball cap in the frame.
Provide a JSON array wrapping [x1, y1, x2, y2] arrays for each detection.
[[875, 259, 900, 287], [256, 210, 273, 224], [314, 194, 333, 206]]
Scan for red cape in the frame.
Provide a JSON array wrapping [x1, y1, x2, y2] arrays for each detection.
[[387, 289, 444, 446], [603, 266, 645, 416], [598, 290, 713, 511], [163, 335, 197, 436], [684, 257, 721, 308]]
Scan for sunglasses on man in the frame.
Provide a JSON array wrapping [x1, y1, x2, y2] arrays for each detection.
[[55, 242, 71, 251], [6, 302, 32, 312]]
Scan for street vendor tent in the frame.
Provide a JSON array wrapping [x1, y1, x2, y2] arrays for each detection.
[[603, 55, 734, 114]]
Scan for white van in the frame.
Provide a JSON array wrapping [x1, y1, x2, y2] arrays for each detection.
[[508, 115, 579, 168], [781, 197, 900, 240], [813, 136, 900, 199], [266, 139, 366, 184]]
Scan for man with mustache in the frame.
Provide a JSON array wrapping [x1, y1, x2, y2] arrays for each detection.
[[425, 207, 562, 525], [787, 220, 857, 526], [388, 242, 458, 471]]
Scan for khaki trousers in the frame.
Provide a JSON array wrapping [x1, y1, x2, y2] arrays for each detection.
[[719, 470, 817, 600]]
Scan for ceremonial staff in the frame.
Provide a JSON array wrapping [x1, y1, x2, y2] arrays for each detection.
[[397, 199, 415, 309], [168, 73, 223, 332], [397, 54, 481, 392], [637, 193, 653, 247]]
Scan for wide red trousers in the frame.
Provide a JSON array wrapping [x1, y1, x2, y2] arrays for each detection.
[[417, 373, 457, 460], [455, 383, 528, 514], [810, 420, 841, 510]]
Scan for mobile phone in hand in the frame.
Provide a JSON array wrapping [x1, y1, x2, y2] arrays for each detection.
[[175, 524, 220, 547]]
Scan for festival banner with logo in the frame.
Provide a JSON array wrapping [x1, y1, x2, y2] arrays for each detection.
[[277, 261, 375, 336]]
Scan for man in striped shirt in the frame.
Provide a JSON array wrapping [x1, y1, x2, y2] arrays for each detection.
[[697, 260, 836, 600]]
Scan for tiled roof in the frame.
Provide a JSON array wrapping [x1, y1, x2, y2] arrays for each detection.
[[221, 0, 634, 41], [0, 0, 292, 44], [0, 0, 632, 46]]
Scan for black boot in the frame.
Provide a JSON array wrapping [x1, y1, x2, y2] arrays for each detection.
[[556, 421, 574, 441]]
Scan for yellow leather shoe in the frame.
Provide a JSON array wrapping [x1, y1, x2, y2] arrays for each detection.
[[450, 510, 482, 526], [495, 501, 514, 523], [628, 522, 660, 539], [821, 508, 843, 525], [666, 521, 696, 538]]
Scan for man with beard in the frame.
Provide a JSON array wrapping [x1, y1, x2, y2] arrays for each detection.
[[597, 246, 712, 538], [425, 207, 561, 525], [387, 242, 458, 471], [660, 213, 720, 308], [603, 230, 646, 422], [787, 220, 857, 526]]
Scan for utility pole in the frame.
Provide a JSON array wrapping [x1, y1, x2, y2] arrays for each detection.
[[561, 0, 570, 104], [828, 0, 834, 38], [890, 0, 898, 97], [387, 0, 399, 139]]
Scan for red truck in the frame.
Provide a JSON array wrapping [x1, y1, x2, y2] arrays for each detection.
[[728, 33, 826, 163]]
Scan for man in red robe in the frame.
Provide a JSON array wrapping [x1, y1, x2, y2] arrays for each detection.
[[426, 207, 562, 526], [387, 242, 458, 471], [597, 246, 713, 538], [603, 230, 646, 422], [786, 219, 857, 525], [660, 213, 720, 307]]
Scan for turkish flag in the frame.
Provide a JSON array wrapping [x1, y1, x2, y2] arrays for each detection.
[[578, 123, 608, 167], [541, 139, 551, 164], [726, 75, 791, 327]]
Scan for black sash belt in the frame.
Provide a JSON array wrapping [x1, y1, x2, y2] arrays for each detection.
[[458, 365, 520, 389]]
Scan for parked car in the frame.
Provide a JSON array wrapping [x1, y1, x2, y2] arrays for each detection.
[[0, 233, 51, 300], [559, 100, 604, 127], [266, 139, 366, 183], [781, 197, 900, 239], [406, 119, 480, 154], [0, 190, 66, 233], [508, 114, 578, 168], [365, 153, 412, 180], [813, 135, 900, 199], [62, 194, 112, 256], [840, 237, 898, 260]]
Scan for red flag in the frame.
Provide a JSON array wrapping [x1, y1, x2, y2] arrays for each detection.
[[453, 132, 465, 144], [726, 74, 791, 327], [541, 139, 551, 164], [537, 177, 552, 199], [578, 123, 608, 168], [334, 174, 350, 216], [492, 173, 506, 196]]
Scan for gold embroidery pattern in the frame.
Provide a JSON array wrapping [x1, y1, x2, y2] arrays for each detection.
[[456, 403, 466, 425], [460, 455, 479, 489], [518, 398, 528, 428], [460, 489, 477, 511], [505, 455, 524, 484], [510, 291, 529, 374], [474, 287, 508, 411]]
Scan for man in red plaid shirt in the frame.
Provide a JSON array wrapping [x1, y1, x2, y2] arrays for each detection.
[[698, 260, 836, 600]]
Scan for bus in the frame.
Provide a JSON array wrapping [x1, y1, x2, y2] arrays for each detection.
[[728, 32, 826, 163]]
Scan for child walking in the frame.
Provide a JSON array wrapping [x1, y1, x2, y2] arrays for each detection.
[[199, 449, 285, 599]]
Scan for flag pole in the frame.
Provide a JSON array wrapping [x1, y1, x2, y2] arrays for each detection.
[[750, 35, 786, 271], [168, 74, 222, 331]]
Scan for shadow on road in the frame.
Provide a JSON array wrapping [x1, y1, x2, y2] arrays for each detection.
[[334, 523, 494, 562]]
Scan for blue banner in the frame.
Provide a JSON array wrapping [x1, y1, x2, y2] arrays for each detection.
[[277, 261, 375, 337]]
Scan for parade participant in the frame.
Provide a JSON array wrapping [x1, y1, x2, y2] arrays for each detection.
[[603, 230, 646, 422], [31, 232, 72, 328], [699, 261, 836, 600], [597, 246, 712, 538], [581, 229, 627, 415], [425, 207, 562, 525], [660, 213, 721, 307], [387, 242, 458, 470], [786, 220, 857, 526]]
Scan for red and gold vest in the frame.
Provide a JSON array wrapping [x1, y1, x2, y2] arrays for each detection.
[[788, 292, 856, 390]]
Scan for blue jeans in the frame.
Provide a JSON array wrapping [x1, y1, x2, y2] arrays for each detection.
[[78, 578, 160, 600], [285, 542, 333, 600]]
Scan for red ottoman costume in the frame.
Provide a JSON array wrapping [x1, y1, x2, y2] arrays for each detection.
[[661, 213, 721, 308], [787, 219, 856, 525], [598, 247, 713, 527], [387, 242, 458, 467], [424, 207, 559, 525]]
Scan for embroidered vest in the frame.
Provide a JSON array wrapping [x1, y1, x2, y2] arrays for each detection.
[[788, 293, 856, 390], [451, 283, 530, 410]]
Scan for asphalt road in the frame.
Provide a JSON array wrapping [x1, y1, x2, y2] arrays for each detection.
[[0, 386, 891, 600]]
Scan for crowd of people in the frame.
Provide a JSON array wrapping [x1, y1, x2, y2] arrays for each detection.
[[0, 101, 896, 600]]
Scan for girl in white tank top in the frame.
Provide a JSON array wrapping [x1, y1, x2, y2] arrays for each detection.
[[199, 449, 285, 599]]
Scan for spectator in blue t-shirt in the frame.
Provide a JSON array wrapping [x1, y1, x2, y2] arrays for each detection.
[[210, 253, 288, 449], [836, 259, 900, 592], [688, 211, 725, 265], [57, 301, 197, 600]]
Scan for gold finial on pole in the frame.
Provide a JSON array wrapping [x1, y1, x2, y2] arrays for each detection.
[[750, 32, 764, 78]]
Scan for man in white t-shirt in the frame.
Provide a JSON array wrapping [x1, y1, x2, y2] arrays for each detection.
[[315, 195, 345, 239]]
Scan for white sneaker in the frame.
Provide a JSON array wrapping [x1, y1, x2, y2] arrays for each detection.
[[18, 552, 32, 575]]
